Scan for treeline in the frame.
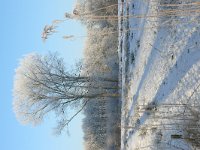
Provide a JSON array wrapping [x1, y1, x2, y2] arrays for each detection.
[[74, 0, 121, 149]]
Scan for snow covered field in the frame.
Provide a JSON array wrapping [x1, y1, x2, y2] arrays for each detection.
[[119, 0, 200, 149]]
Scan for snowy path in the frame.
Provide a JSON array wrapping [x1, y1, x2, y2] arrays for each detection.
[[119, 0, 200, 149]]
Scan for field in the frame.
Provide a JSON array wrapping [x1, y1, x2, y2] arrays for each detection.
[[119, 0, 200, 149]]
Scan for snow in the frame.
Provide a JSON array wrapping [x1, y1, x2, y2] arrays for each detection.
[[119, 0, 200, 149]]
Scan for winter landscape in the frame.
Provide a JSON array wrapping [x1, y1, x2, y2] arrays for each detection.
[[120, 0, 200, 149], [6, 0, 200, 150]]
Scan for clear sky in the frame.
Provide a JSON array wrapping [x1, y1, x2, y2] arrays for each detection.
[[0, 0, 86, 150]]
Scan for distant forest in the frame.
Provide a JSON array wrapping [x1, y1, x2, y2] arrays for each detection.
[[74, 0, 121, 149]]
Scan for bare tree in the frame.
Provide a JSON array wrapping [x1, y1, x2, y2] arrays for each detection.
[[13, 52, 118, 134]]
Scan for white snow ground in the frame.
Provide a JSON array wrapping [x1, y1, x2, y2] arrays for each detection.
[[119, 0, 200, 149]]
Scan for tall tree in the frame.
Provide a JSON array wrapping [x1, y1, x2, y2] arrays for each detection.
[[13, 52, 118, 134]]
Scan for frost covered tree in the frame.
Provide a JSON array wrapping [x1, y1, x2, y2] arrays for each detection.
[[74, 0, 121, 149], [13, 52, 118, 134], [74, 0, 118, 29], [82, 99, 108, 150]]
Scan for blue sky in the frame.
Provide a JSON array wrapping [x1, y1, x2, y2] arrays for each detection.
[[0, 0, 86, 150]]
